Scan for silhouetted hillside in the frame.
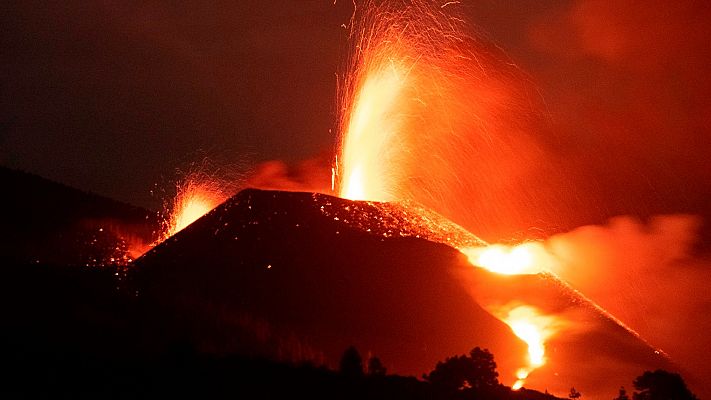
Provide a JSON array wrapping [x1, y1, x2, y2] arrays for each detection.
[[132, 189, 675, 397], [0, 166, 158, 265], [0, 181, 683, 397], [0, 259, 568, 399], [133, 189, 525, 379]]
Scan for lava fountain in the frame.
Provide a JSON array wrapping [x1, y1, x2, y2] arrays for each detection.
[[336, 0, 562, 389], [161, 172, 229, 240], [340, 63, 407, 201], [336, 0, 549, 241]]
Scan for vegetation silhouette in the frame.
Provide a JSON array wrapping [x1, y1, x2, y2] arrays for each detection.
[[367, 356, 387, 377], [340, 345, 365, 378], [631, 370, 698, 400], [614, 386, 631, 400], [0, 283, 564, 400], [425, 347, 500, 392], [3, 261, 696, 400]]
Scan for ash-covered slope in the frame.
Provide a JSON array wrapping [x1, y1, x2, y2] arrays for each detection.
[[133, 189, 678, 398]]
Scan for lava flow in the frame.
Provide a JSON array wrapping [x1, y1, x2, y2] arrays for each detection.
[[460, 243, 565, 388], [459, 243, 551, 275], [498, 305, 558, 390]]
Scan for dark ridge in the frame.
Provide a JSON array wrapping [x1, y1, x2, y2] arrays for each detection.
[[132, 188, 675, 398], [0, 184, 685, 398], [133, 188, 526, 378], [0, 166, 159, 265]]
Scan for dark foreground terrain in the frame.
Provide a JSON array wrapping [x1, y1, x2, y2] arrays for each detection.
[[0, 168, 697, 398], [0, 260, 567, 400]]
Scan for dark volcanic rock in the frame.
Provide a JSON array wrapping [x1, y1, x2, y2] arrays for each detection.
[[130, 190, 674, 397], [132, 189, 525, 379], [132, 189, 677, 399], [0, 166, 158, 265], [0, 185, 684, 398]]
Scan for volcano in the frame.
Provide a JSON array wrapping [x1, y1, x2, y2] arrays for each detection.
[[132, 189, 675, 398]]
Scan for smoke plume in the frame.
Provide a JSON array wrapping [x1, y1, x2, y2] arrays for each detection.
[[545, 215, 710, 391]]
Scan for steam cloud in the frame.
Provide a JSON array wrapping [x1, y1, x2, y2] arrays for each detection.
[[545, 214, 710, 389], [245, 155, 332, 195]]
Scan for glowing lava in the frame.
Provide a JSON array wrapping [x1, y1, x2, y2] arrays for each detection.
[[460, 243, 542, 275], [163, 175, 227, 239], [336, 1, 426, 203], [340, 64, 407, 201], [461, 242, 561, 388], [172, 194, 213, 234], [498, 305, 557, 390]]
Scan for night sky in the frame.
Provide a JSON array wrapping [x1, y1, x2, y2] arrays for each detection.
[[2, 0, 710, 235]]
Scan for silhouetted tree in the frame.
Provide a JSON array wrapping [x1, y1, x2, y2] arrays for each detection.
[[632, 370, 697, 400], [569, 387, 582, 399], [467, 347, 499, 388], [614, 386, 630, 400], [425, 347, 499, 392], [339, 345, 364, 378], [367, 356, 387, 377]]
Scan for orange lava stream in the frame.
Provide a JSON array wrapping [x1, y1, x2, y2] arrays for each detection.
[[498, 305, 557, 390], [460, 243, 546, 275], [460, 243, 561, 388]]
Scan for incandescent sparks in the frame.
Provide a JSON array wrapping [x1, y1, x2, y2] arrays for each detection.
[[162, 173, 228, 240], [340, 64, 407, 201], [171, 192, 214, 234], [137, 0, 664, 394]]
